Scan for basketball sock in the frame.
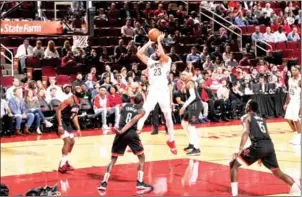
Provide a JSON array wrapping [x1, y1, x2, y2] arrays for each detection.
[[231, 182, 238, 196], [137, 171, 144, 182], [103, 173, 110, 183], [188, 125, 199, 149], [60, 155, 68, 167], [181, 120, 190, 143], [164, 112, 175, 142]]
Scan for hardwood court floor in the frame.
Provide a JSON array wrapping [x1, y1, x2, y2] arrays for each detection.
[[1, 119, 301, 196]]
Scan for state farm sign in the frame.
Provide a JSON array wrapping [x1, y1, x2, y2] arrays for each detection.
[[0, 21, 63, 35]]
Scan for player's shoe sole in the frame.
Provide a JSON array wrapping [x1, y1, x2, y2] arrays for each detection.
[[97, 182, 107, 191], [166, 140, 177, 155]]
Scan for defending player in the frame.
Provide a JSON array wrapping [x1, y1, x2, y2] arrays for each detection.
[[283, 65, 301, 145], [56, 86, 84, 173], [136, 33, 177, 154], [179, 71, 202, 156], [229, 100, 301, 196], [97, 93, 152, 191]]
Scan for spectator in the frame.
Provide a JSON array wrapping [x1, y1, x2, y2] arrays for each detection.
[[33, 40, 44, 59], [95, 8, 108, 20], [274, 26, 288, 42], [143, 2, 153, 19], [107, 85, 122, 127], [167, 47, 181, 62], [202, 55, 214, 70], [85, 48, 99, 67], [25, 89, 53, 134], [134, 21, 146, 35], [93, 86, 110, 130], [101, 74, 112, 90], [258, 12, 271, 26], [210, 46, 222, 61], [134, 28, 148, 46], [252, 76, 268, 94], [61, 51, 76, 67], [222, 45, 232, 62], [114, 39, 128, 63], [154, 3, 167, 16], [225, 53, 238, 67], [251, 26, 264, 41], [74, 47, 85, 64], [213, 56, 225, 70], [167, 3, 176, 16], [282, 19, 292, 34], [61, 40, 72, 57], [246, 10, 258, 25], [91, 83, 101, 99], [44, 40, 60, 58], [1, 93, 13, 136], [73, 73, 85, 87], [99, 47, 113, 64], [263, 27, 276, 42], [261, 3, 274, 17], [234, 11, 249, 26], [8, 87, 35, 135], [126, 40, 138, 55], [287, 27, 301, 42], [121, 19, 135, 37], [85, 73, 95, 90], [6, 78, 22, 100], [107, 2, 118, 19], [15, 39, 33, 73], [46, 77, 63, 98], [229, 81, 244, 119], [186, 47, 201, 64], [45, 87, 61, 103], [216, 79, 230, 103], [238, 53, 250, 67]]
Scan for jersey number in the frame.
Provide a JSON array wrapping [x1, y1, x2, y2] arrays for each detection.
[[125, 113, 133, 123], [257, 121, 267, 133], [154, 68, 162, 76]]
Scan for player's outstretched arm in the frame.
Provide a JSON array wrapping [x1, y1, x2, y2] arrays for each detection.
[[119, 110, 145, 134], [157, 33, 169, 63], [136, 40, 153, 65]]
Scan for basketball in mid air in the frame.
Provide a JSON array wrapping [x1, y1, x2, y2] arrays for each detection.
[[148, 28, 161, 42]]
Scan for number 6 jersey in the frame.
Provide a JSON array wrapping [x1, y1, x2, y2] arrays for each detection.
[[119, 103, 143, 131], [147, 57, 172, 89]]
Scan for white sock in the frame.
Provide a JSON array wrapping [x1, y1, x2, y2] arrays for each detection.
[[289, 182, 301, 194], [181, 120, 190, 144], [137, 171, 144, 182], [60, 155, 68, 167], [164, 112, 175, 142], [231, 182, 238, 196], [188, 125, 199, 149], [103, 172, 110, 182]]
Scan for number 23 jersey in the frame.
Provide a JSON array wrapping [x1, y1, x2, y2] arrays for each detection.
[[147, 57, 172, 89], [249, 114, 271, 144]]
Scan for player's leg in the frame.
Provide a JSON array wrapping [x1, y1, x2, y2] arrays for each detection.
[[181, 118, 194, 152], [137, 92, 157, 133], [98, 135, 127, 191], [229, 159, 242, 196], [65, 133, 75, 171], [291, 120, 301, 145], [58, 134, 73, 173], [187, 124, 200, 156], [262, 151, 301, 194]]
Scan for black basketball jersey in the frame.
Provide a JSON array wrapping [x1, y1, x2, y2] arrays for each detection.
[[61, 96, 81, 120], [186, 80, 201, 103], [119, 103, 142, 131], [249, 113, 271, 143]]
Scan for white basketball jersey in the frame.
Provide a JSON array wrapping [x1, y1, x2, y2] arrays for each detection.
[[288, 75, 301, 102], [147, 57, 171, 89]]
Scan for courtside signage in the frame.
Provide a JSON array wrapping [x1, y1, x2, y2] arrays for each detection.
[[0, 21, 63, 35]]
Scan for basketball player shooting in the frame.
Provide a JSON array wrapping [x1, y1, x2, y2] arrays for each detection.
[[97, 93, 153, 191], [229, 100, 301, 196], [56, 86, 84, 173], [136, 29, 177, 154], [283, 65, 301, 145]]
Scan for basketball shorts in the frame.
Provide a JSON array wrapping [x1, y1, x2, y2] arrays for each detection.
[[285, 100, 300, 121], [57, 119, 75, 138], [237, 140, 279, 171], [111, 129, 144, 156], [143, 87, 171, 113], [183, 100, 202, 124]]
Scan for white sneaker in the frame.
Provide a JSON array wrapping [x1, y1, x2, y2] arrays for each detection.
[[102, 125, 110, 130], [37, 127, 42, 135], [44, 120, 53, 128], [290, 132, 298, 144]]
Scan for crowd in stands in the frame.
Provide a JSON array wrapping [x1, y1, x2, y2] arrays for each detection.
[[1, 1, 301, 136]]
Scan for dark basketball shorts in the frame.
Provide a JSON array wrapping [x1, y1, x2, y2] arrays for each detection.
[[57, 119, 75, 138], [237, 140, 279, 171], [183, 101, 202, 125], [111, 129, 144, 156]]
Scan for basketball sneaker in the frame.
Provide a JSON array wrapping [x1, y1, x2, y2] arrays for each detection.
[[58, 163, 68, 173], [186, 148, 200, 156], [66, 161, 74, 171], [97, 182, 107, 191], [166, 140, 177, 155], [184, 144, 194, 152], [136, 181, 152, 190]]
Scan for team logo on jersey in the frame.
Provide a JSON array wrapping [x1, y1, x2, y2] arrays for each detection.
[[242, 149, 250, 156]]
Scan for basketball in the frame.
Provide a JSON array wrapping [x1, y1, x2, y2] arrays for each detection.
[[148, 28, 161, 42]]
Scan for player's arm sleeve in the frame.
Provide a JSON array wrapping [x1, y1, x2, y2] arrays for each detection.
[[182, 86, 196, 110]]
